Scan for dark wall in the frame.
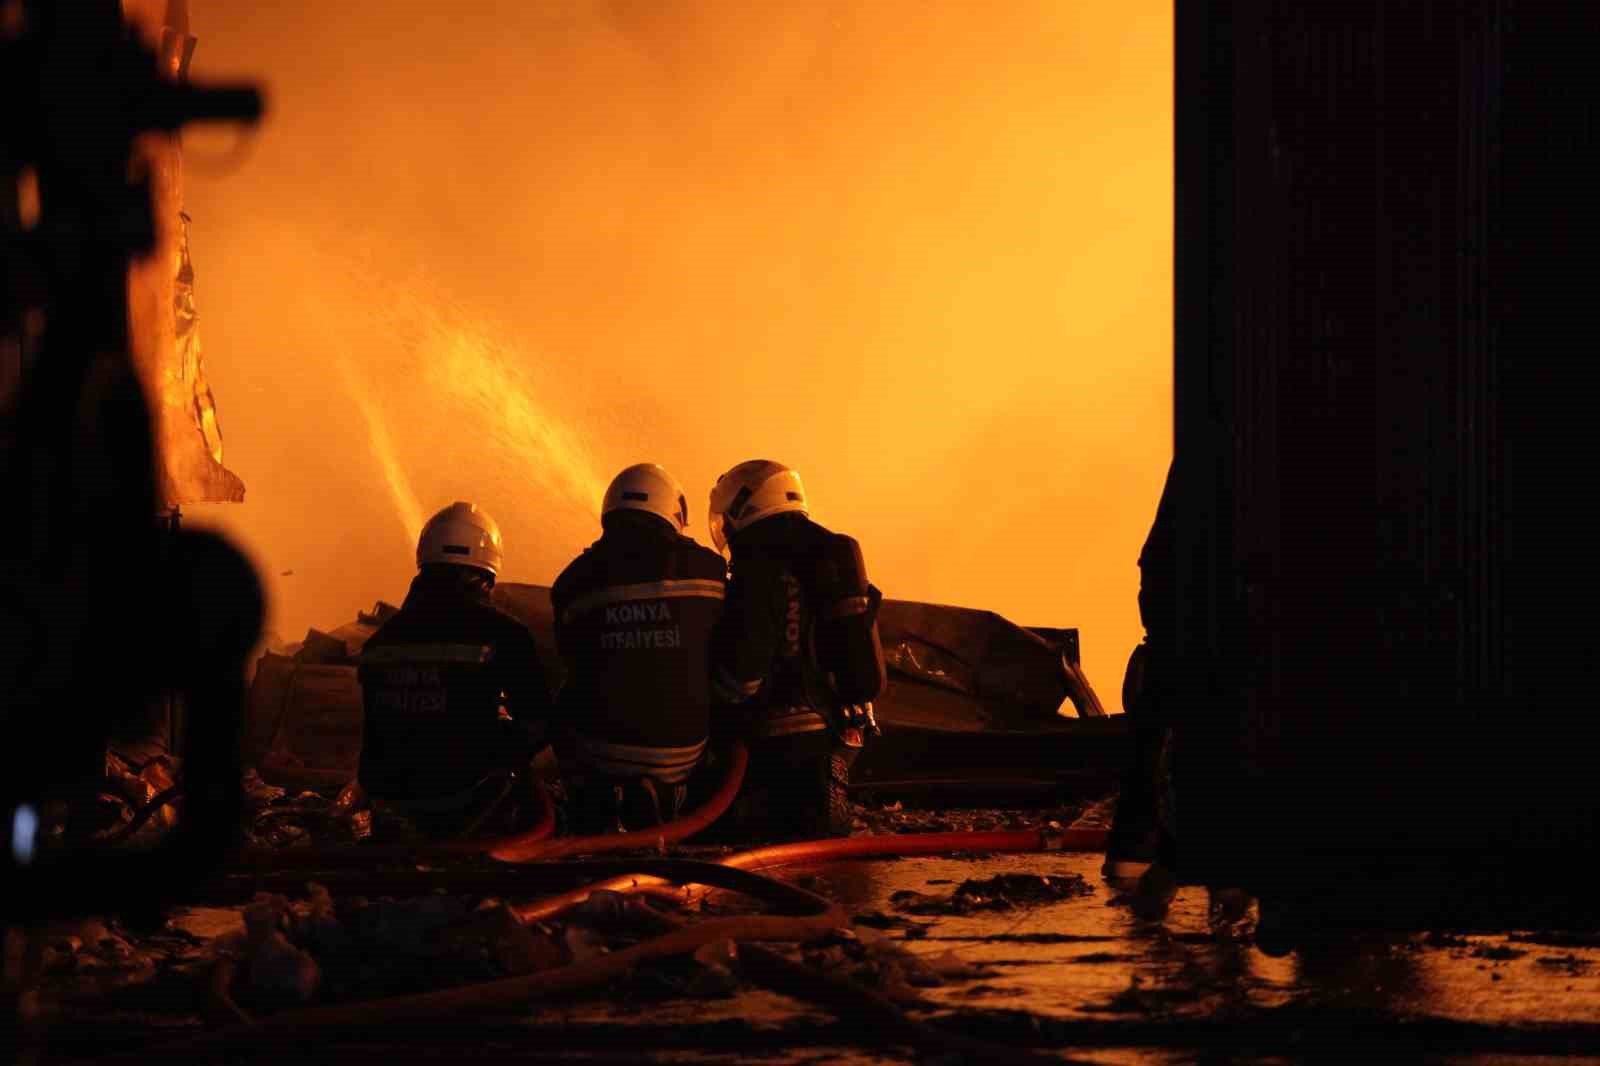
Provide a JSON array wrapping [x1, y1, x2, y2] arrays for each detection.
[[1174, 1, 1600, 897]]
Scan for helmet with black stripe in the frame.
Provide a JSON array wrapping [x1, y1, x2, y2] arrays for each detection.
[[601, 463, 690, 533], [707, 460, 808, 553], [416, 501, 504, 576]]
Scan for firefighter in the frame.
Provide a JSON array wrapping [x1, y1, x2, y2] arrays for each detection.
[[706, 460, 886, 838], [357, 502, 553, 838], [1104, 458, 1180, 883], [551, 464, 727, 832]]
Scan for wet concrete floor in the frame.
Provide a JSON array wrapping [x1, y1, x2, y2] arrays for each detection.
[[484, 851, 1600, 1062], [24, 849, 1600, 1063]]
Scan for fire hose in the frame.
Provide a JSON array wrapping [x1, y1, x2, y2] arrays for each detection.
[[133, 746, 1109, 1064], [487, 740, 749, 862], [221, 734, 1106, 920], [229, 740, 747, 871], [514, 824, 1109, 922]]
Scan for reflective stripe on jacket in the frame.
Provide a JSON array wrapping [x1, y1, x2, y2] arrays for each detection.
[[552, 510, 728, 752]]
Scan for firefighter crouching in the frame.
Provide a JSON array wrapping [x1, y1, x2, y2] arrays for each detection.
[[707, 460, 886, 839], [551, 464, 727, 832], [356, 502, 554, 839]]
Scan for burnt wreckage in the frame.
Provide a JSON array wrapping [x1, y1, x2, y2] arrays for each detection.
[[248, 587, 1120, 804]]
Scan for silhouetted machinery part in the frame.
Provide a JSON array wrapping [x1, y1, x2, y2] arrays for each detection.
[[1172, 0, 1600, 934], [1, 0, 262, 919]]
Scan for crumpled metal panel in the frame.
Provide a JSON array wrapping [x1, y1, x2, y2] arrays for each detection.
[[172, 213, 227, 468], [123, 0, 244, 507], [878, 600, 1105, 722], [259, 665, 364, 792]]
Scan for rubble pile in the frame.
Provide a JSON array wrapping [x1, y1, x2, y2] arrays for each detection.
[[220, 886, 567, 1007], [220, 882, 999, 1014], [30, 914, 213, 1017], [240, 769, 370, 849]]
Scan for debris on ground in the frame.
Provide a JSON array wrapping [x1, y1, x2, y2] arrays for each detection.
[[1536, 954, 1593, 973], [889, 873, 1094, 916], [35, 917, 151, 988], [1422, 931, 1473, 949], [853, 801, 1085, 837], [214, 884, 574, 1008], [798, 928, 997, 1002], [1511, 931, 1600, 949], [1067, 795, 1118, 829], [240, 766, 287, 810], [240, 775, 372, 849], [852, 911, 931, 936], [100, 749, 182, 839], [1471, 944, 1527, 961], [23, 787, 1600, 1064]]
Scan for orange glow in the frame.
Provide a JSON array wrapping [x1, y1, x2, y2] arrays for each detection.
[[183, 1, 1172, 705], [420, 311, 610, 539]]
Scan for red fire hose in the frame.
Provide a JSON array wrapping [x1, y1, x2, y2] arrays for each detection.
[[233, 742, 745, 871], [430, 770, 556, 855], [146, 758, 1109, 1065], [514, 822, 1110, 923], [488, 741, 749, 863], [723, 824, 1109, 871]]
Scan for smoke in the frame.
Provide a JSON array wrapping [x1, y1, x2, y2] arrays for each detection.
[[182, 0, 1172, 705]]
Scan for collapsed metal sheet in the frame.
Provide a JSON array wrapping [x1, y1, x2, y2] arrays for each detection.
[[123, 0, 245, 507], [876, 600, 1105, 727]]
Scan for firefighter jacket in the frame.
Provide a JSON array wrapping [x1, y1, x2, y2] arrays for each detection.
[[357, 568, 553, 803], [710, 512, 884, 741], [551, 510, 727, 785], [1133, 458, 1179, 725]]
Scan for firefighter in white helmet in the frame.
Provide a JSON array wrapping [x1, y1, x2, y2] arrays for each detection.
[[357, 502, 554, 838], [551, 465, 727, 832], [706, 460, 886, 838]]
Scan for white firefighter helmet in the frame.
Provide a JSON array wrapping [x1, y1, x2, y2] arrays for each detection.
[[707, 460, 808, 553], [602, 463, 689, 533], [416, 501, 504, 576]]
